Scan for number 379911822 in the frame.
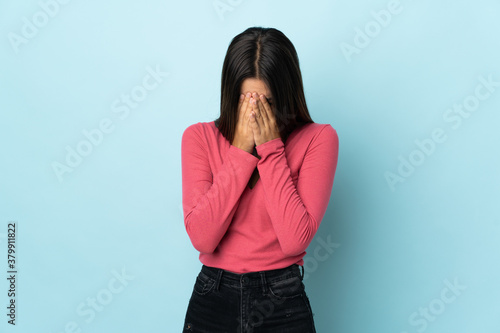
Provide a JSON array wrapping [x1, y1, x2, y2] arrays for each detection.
[[7, 223, 16, 269]]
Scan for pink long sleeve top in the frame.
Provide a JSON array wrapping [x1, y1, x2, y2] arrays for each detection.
[[181, 120, 339, 274]]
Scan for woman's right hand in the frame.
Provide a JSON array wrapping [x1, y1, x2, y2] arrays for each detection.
[[231, 92, 255, 153]]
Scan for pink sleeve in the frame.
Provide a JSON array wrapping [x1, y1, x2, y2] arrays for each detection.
[[181, 124, 259, 254], [255, 125, 339, 256]]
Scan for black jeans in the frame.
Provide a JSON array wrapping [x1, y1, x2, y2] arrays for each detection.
[[182, 263, 316, 333]]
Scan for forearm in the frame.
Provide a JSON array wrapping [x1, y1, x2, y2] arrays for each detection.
[[256, 126, 339, 256], [183, 144, 259, 253]]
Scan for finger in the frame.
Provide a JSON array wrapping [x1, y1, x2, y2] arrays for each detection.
[[250, 93, 262, 122], [241, 92, 252, 121], [259, 94, 273, 121], [259, 94, 281, 137], [249, 109, 259, 135], [260, 94, 279, 133], [250, 93, 259, 115], [250, 97, 261, 125], [237, 93, 244, 114], [255, 96, 268, 127]]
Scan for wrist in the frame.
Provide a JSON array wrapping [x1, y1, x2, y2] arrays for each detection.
[[232, 143, 253, 154]]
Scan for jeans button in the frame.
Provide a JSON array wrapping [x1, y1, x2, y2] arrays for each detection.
[[242, 276, 249, 284]]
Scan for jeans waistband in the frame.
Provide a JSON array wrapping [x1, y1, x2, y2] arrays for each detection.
[[200, 264, 304, 292]]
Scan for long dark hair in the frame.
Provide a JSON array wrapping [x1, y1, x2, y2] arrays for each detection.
[[214, 27, 314, 144]]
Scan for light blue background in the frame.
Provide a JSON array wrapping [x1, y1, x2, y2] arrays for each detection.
[[1, 0, 499, 332]]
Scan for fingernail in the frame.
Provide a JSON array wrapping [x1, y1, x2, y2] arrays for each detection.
[[252, 92, 258, 98], [240, 94, 244, 100], [246, 92, 251, 98]]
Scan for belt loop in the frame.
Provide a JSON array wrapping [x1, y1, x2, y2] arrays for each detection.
[[259, 271, 267, 294], [299, 264, 304, 280], [214, 269, 223, 291]]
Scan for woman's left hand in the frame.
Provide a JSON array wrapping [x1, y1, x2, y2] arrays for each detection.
[[249, 93, 281, 146]]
